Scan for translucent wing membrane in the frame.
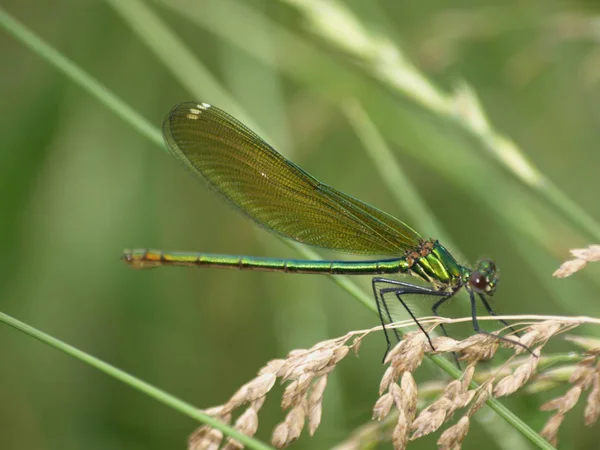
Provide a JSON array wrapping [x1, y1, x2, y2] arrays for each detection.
[[163, 102, 421, 255]]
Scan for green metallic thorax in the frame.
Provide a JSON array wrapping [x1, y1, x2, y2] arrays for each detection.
[[407, 241, 466, 291]]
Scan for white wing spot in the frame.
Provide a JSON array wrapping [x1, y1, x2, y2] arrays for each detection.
[[186, 111, 200, 120], [198, 102, 211, 110]]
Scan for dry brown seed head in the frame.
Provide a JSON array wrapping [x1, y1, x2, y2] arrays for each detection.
[[553, 258, 587, 278], [467, 385, 491, 417], [439, 382, 464, 418], [310, 375, 328, 404], [516, 329, 540, 349], [401, 372, 418, 420], [379, 366, 396, 395], [271, 422, 289, 449], [569, 358, 595, 387], [229, 372, 277, 408], [281, 373, 313, 410], [307, 401, 322, 436], [296, 372, 314, 393], [533, 322, 563, 343], [307, 376, 328, 436], [332, 346, 350, 364], [372, 393, 394, 421], [393, 409, 409, 450], [308, 405, 323, 437], [540, 413, 565, 446], [493, 374, 518, 398], [469, 340, 498, 361], [494, 353, 539, 397], [389, 382, 405, 411], [540, 385, 582, 413], [285, 403, 306, 443], [570, 245, 600, 261], [188, 425, 223, 450], [453, 333, 490, 351], [221, 407, 260, 450], [429, 336, 459, 353], [305, 348, 336, 369], [384, 339, 409, 365], [410, 408, 446, 439], [540, 397, 566, 412], [512, 352, 538, 385], [437, 416, 470, 450], [461, 363, 476, 391], [287, 348, 308, 359], [390, 335, 426, 374], [234, 407, 259, 436], [201, 405, 226, 418], [584, 373, 600, 426], [276, 359, 304, 381], [457, 390, 476, 409], [280, 388, 296, 412], [452, 334, 498, 361], [443, 380, 462, 400], [429, 396, 454, 414], [350, 335, 365, 354], [560, 385, 583, 412], [222, 439, 243, 450], [259, 359, 286, 376], [280, 348, 334, 381], [250, 396, 266, 411]]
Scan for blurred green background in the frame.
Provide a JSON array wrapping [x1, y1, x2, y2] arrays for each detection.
[[2, 1, 600, 449]]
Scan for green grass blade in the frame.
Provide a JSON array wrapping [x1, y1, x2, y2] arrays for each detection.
[[0, 5, 565, 449], [0, 311, 275, 450], [0, 8, 162, 147]]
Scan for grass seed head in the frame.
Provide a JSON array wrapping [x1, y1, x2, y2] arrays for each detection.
[[392, 409, 409, 450], [373, 393, 394, 421], [410, 408, 446, 440], [540, 413, 565, 446], [188, 425, 223, 450], [437, 416, 470, 450]]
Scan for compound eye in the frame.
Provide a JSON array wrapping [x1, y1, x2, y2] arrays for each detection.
[[469, 271, 488, 291]]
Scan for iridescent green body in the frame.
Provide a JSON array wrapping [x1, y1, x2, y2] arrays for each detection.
[[124, 101, 526, 359], [125, 239, 466, 290]]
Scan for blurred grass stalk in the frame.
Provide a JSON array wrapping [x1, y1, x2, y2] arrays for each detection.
[[281, 0, 600, 243], [0, 310, 274, 450], [2, 1, 595, 449], [153, 0, 600, 310]]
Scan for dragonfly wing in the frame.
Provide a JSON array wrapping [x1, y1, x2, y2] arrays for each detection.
[[163, 102, 421, 255]]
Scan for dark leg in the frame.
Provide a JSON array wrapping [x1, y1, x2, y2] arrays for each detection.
[[477, 293, 521, 337], [468, 290, 533, 354], [431, 295, 453, 339], [390, 289, 435, 351], [376, 284, 403, 343], [371, 278, 396, 359], [372, 278, 446, 361], [431, 295, 461, 368]]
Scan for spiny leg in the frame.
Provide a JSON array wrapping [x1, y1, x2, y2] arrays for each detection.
[[431, 295, 454, 340], [388, 289, 435, 351], [431, 295, 461, 368], [477, 293, 521, 337], [373, 278, 446, 360], [374, 278, 437, 346], [468, 290, 533, 354], [371, 278, 399, 359]]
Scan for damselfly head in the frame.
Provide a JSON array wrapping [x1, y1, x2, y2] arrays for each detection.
[[468, 259, 499, 295]]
